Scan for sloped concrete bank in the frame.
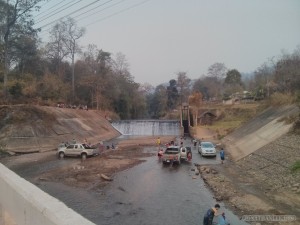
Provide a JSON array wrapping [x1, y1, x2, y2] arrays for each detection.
[[0, 105, 120, 153], [223, 105, 299, 161]]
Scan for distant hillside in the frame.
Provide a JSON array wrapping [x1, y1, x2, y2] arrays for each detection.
[[0, 105, 120, 153]]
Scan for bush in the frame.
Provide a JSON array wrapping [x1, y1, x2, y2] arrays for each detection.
[[291, 160, 300, 173], [292, 115, 300, 134], [268, 93, 296, 106], [0, 142, 8, 157]]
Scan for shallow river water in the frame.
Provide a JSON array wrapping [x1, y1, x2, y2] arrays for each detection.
[[9, 137, 250, 225]]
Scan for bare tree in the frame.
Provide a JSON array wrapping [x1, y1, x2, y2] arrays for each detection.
[[80, 45, 111, 110], [61, 17, 85, 100], [253, 62, 275, 97], [177, 71, 191, 105], [45, 22, 69, 78], [207, 62, 227, 80], [112, 52, 130, 77], [82, 44, 99, 74], [206, 62, 227, 99], [274, 47, 300, 94]]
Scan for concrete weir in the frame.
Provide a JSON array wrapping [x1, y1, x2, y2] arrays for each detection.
[[0, 163, 95, 225], [111, 120, 180, 136]]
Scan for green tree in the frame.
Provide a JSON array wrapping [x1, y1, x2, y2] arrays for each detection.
[[149, 85, 167, 119], [0, 0, 44, 95], [36, 73, 70, 100], [193, 78, 208, 100], [224, 69, 243, 94], [167, 79, 179, 110], [79, 46, 112, 110], [111, 53, 146, 119]]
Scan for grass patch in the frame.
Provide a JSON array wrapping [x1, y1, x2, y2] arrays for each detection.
[[0, 142, 8, 157], [267, 93, 297, 106], [290, 160, 300, 173], [208, 121, 243, 139], [194, 103, 263, 139]]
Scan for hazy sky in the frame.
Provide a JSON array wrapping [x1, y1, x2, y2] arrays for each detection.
[[35, 0, 300, 86]]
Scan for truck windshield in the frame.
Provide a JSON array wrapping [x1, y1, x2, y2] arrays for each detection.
[[165, 148, 179, 154]]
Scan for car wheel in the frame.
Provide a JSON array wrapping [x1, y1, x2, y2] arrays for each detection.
[[59, 152, 64, 159], [81, 153, 87, 160]]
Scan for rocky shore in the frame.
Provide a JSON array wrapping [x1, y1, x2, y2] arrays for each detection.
[[195, 133, 300, 225]]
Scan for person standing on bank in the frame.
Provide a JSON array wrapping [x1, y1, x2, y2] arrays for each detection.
[[203, 203, 220, 225], [220, 148, 225, 164], [156, 137, 161, 146]]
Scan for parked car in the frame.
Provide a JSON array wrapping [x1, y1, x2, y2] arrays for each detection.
[[198, 141, 216, 157], [57, 143, 98, 160]]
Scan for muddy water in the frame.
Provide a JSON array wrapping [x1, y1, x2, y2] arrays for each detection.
[[1, 135, 248, 225], [9, 143, 249, 225]]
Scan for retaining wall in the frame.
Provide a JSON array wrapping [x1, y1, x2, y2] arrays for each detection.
[[0, 163, 95, 225]]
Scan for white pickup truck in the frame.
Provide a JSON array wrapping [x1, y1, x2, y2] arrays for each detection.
[[162, 146, 192, 165], [57, 143, 98, 160], [162, 146, 181, 164]]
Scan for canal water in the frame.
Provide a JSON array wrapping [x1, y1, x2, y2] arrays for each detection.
[[22, 142, 249, 225]]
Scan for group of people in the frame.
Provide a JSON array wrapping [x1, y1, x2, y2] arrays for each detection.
[[203, 204, 230, 225], [57, 103, 88, 110]]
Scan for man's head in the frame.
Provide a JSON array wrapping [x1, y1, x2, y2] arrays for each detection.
[[214, 204, 220, 209]]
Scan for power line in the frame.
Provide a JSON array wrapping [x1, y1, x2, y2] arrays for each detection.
[[37, 0, 106, 28], [38, 0, 118, 32], [75, 0, 125, 20], [84, 0, 151, 27], [35, 0, 83, 24], [38, 0, 152, 36], [35, 0, 75, 21], [73, 0, 118, 21], [35, 0, 68, 19]]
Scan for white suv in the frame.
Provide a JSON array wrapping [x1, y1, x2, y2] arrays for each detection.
[[198, 141, 216, 157]]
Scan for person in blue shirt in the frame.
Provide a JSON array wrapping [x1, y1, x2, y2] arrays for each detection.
[[203, 204, 220, 225], [220, 148, 225, 164]]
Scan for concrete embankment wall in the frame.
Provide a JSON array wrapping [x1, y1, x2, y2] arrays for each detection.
[[0, 106, 120, 153], [223, 105, 299, 161], [0, 163, 95, 225]]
